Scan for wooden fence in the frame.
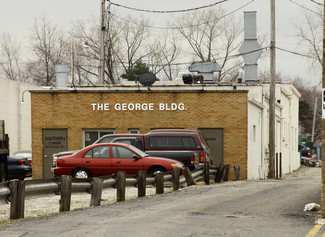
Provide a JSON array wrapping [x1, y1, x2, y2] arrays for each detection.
[[0, 163, 240, 220]]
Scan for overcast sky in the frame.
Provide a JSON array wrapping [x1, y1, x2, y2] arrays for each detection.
[[0, 0, 322, 86]]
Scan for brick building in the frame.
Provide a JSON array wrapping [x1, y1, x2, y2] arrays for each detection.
[[30, 82, 300, 180]]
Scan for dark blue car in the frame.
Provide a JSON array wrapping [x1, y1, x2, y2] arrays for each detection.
[[7, 155, 32, 180]]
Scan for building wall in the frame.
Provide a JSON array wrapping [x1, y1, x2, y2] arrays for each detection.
[[0, 78, 39, 154], [234, 83, 300, 180], [31, 90, 248, 179], [247, 100, 264, 179], [277, 84, 301, 174]]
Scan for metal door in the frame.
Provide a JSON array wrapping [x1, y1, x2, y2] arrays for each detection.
[[42, 129, 68, 178], [198, 128, 224, 167]]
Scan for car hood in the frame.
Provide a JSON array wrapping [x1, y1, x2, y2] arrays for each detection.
[[145, 156, 184, 165]]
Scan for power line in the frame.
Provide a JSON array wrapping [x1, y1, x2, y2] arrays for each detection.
[[183, 0, 255, 29], [288, 0, 322, 16], [113, 45, 318, 68], [110, 13, 171, 30], [275, 46, 317, 59], [110, 0, 228, 13], [111, 0, 255, 30], [310, 0, 323, 6], [226, 46, 269, 60], [116, 47, 268, 68]]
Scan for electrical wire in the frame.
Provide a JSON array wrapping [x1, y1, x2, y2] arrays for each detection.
[[110, 0, 228, 13], [116, 47, 268, 68], [275, 46, 317, 59], [226, 47, 269, 60], [112, 45, 318, 69], [288, 0, 322, 16], [110, 0, 255, 30], [310, 0, 323, 6], [174, 0, 255, 29]]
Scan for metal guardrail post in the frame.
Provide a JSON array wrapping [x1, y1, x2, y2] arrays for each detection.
[[10, 180, 25, 220], [172, 167, 180, 191], [137, 170, 146, 197], [204, 161, 210, 185], [183, 167, 196, 186], [234, 165, 240, 181], [90, 177, 104, 207], [223, 164, 230, 181], [60, 175, 72, 212], [116, 171, 126, 202], [215, 164, 225, 183], [155, 173, 164, 195]]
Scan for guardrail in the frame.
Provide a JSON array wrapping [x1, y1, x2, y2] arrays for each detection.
[[0, 163, 240, 220]]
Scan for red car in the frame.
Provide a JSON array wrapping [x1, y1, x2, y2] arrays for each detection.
[[53, 143, 184, 179]]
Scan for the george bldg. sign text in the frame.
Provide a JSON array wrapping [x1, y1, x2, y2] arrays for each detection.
[[91, 103, 187, 111]]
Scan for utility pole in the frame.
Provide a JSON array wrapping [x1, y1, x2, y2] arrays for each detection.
[[71, 44, 75, 86], [312, 81, 321, 143], [269, 0, 276, 178], [311, 87, 317, 143], [99, 0, 106, 84]]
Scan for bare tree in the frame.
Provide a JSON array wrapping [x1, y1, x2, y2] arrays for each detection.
[[0, 33, 26, 82], [113, 16, 152, 79], [290, 76, 321, 144], [294, 6, 323, 69], [171, 7, 242, 81], [69, 15, 150, 85], [69, 18, 103, 85], [26, 16, 68, 86], [147, 33, 182, 80]]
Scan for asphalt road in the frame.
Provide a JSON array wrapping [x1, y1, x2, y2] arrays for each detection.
[[0, 167, 322, 237]]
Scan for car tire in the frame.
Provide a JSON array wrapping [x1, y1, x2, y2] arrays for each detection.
[[148, 166, 166, 175], [72, 168, 91, 179]]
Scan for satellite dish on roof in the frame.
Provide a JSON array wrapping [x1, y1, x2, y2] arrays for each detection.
[[138, 72, 156, 88]]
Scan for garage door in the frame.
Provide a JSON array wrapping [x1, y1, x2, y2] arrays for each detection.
[[198, 128, 224, 167]]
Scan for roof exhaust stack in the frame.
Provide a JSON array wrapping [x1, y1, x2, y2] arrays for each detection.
[[55, 65, 68, 89], [238, 11, 262, 83]]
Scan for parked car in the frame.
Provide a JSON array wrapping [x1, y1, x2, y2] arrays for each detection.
[[13, 151, 32, 166], [96, 129, 210, 170], [7, 155, 32, 180], [300, 146, 312, 165], [53, 143, 184, 179], [53, 129, 210, 171]]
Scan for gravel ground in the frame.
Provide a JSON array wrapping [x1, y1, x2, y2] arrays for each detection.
[[0, 166, 320, 224], [0, 184, 174, 223]]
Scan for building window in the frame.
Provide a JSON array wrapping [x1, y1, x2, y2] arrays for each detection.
[[149, 136, 196, 148], [253, 125, 256, 143], [128, 129, 139, 134], [83, 130, 115, 147]]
